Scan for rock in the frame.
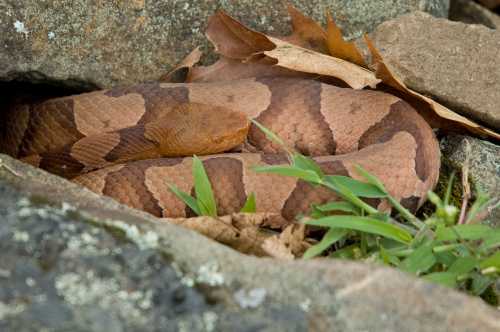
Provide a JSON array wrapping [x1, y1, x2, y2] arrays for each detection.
[[450, 0, 500, 28], [440, 134, 500, 226], [1, 154, 499, 331], [0, 0, 448, 89], [369, 11, 500, 130]]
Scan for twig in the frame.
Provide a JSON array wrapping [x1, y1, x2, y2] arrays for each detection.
[[458, 140, 471, 225], [0, 158, 22, 177]]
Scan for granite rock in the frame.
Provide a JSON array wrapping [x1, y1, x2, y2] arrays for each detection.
[[0, 154, 499, 331], [0, 0, 448, 89], [370, 11, 500, 130]]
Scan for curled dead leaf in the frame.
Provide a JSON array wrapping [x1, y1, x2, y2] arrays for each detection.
[[282, 4, 329, 53], [261, 223, 310, 260], [159, 47, 203, 83], [205, 10, 380, 89], [326, 13, 367, 67], [265, 36, 379, 89], [188, 56, 313, 83], [206, 10, 275, 60]]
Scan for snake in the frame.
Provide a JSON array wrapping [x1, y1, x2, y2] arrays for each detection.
[[2, 77, 440, 221]]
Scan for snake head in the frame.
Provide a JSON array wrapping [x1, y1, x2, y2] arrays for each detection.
[[151, 102, 250, 157]]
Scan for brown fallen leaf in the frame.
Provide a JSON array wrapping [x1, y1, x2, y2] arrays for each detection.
[[188, 55, 314, 83], [264, 36, 379, 89], [206, 10, 380, 89], [261, 223, 310, 260], [206, 10, 275, 60], [159, 47, 203, 83], [167, 213, 288, 256], [281, 4, 329, 53], [326, 13, 367, 67], [365, 36, 500, 140]]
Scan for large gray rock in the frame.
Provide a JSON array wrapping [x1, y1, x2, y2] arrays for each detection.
[[450, 0, 500, 29], [370, 11, 500, 130], [0, 154, 499, 331], [440, 134, 500, 226], [0, 0, 448, 89]]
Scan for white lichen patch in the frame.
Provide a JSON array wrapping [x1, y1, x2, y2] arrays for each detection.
[[299, 298, 311, 312], [25, 277, 36, 287], [55, 271, 152, 325], [234, 288, 267, 309], [13, 20, 29, 37], [12, 230, 29, 242], [16, 199, 78, 221], [65, 231, 110, 257], [48, 31, 56, 39], [195, 262, 224, 286], [102, 219, 159, 250], [0, 301, 26, 320], [202, 311, 218, 332]]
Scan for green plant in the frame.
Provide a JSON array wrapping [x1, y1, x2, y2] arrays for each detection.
[[168, 123, 499, 303], [168, 155, 256, 216], [251, 120, 499, 301]]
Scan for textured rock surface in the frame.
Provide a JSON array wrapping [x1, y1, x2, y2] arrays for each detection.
[[1, 154, 499, 331], [440, 135, 500, 226], [0, 0, 448, 89], [450, 0, 500, 28], [370, 11, 500, 130]]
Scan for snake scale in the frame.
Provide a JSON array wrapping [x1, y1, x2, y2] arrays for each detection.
[[2, 77, 440, 221]]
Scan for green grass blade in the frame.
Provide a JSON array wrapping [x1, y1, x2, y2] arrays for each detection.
[[400, 242, 436, 275], [423, 272, 458, 288], [168, 183, 201, 216], [325, 175, 386, 198], [479, 251, 500, 270], [291, 154, 324, 177], [448, 256, 478, 275], [323, 176, 379, 214], [478, 231, 500, 251], [192, 156, 217, 217], [435, 224, 492, 241], [251, 120, 286, 148], [254, 165, 322, 183], [354, 164, 387, 192], [303, 228, 348, 259], [240, 192, 256, 213], [314, 201, 360, 214], [304, 215, 413, 244], [443, 171, 455, 205]]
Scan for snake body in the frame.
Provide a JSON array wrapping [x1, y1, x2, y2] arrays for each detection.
[[2, 77, 440, 220]]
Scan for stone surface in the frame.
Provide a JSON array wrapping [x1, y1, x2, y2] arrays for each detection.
[[0, 154, 499, 331], [450, 0, 500, 28], [370, 11, 500, 130], [440, 134, 500, 226], [0, 0, 448, 89]]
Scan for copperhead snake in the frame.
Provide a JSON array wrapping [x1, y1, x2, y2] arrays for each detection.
[[2, 77, 440, 221]]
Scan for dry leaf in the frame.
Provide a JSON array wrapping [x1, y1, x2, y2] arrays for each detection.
[[261, 223, 310, 260], [206, 10, 380, 89], [206, 10, 275, 60], [167, 213, 286, 256], [188, 56, 313, 83], [365, 36, 500, 140], [265, 36, 379, 89], [281, 4, 329, 53], [326, 13, 367, 67], [159, 47, 203, 82]]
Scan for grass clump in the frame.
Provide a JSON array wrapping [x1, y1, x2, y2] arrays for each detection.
[[168, 123, 499, 303]]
